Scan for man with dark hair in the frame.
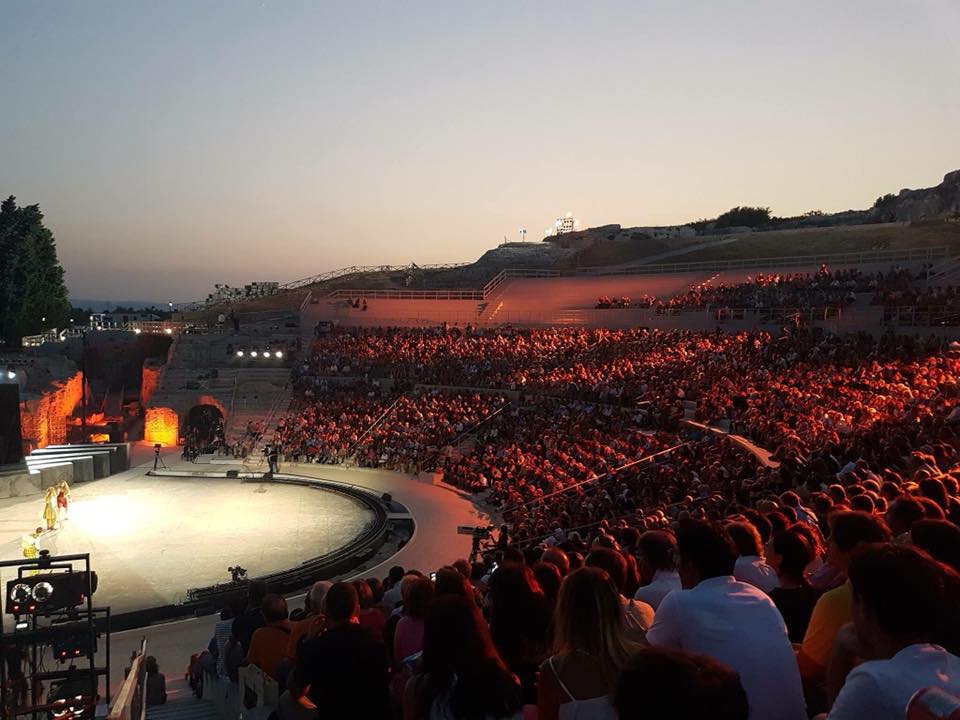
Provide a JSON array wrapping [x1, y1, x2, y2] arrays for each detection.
[[647, 520, 806, 720], [633, 530, 681, 610], [586, 547, 654, 642], [885, 495, 925, 540], [245, 593, 291, 681], [540, 547, 570, 578], [828, 544, 960, 719], [232, 580, 269, 654], [727, 521, 778, 593], [615, 647, 749, 720], [380, 565, 405, 611], [295, 582, 390, 717], [798, 511, 891, 681]]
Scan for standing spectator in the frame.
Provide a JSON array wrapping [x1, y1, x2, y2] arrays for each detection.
[[647, 520, 806, 720], [245, 594, 292, 681], [538, 567, 637, 720], [828, 544, 960, 719], [634, 530, 682, 611], [294, 582, 390, 717], [404, 596, 523, 720]]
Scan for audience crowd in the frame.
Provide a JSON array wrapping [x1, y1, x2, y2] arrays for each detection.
[[189, 319, 960, 719]]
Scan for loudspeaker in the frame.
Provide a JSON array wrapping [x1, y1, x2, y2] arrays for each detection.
[[0, 383, 23, 465], [226, 469, 239, 478]]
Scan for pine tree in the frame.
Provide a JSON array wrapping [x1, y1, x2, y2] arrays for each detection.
[[0, 196, 71, 347]]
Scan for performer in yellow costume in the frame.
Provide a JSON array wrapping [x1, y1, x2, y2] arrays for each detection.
[[42, 487, 58, 530], [21, 527, 43, 560]]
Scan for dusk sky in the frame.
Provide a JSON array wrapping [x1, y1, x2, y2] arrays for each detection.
[[3, 0, 959, 302]]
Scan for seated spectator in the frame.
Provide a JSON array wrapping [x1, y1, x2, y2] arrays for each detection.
[[294, 582, 390, 717], [539, 567, 638, 720], [394, 576, 435, 665], [767, 525, 821, 643], [614, 647, 749, 720], [798, 511, 891, 682], [404, 595, 523, 720], [633, 530, 681, 610], [232, 580, 269, 655], [354, 579, 387, 638], [246, 594, 292, 681], [728, 520, 779, 593], [885, 494, 926, 541], [586, 547, 655, 643], [828, 544, 960, 719], [647, 520, 806, 720], [286, 581, 331, 663], [381, 565, 406, 611], [910, 519, 960, 573], [144, 656, 166, 706], [487, 564, 550, 708]]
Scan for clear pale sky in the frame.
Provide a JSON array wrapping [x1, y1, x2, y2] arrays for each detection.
[[2, 1, 959, 302]]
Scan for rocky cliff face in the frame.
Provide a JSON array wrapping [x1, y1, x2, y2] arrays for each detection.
[[868, 170, 960, 223]]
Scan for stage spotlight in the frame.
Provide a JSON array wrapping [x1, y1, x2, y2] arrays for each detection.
[[133, 328, 142, 334], [32, 581, 54, 602], [6, 369, 15, 380], [236, 350, 244, 357], [6, 572, 97, 615], [274, 351, 283, 358], [164, 328, 173, 334], [250, 350, 258, 357]]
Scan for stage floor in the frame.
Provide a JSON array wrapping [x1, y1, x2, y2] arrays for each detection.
[[0, 474, 376, 614]]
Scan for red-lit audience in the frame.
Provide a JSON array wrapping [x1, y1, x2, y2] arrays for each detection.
[[191, 323, 960, 719]]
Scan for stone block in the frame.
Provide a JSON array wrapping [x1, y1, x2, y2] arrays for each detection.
[[10, 472, 41, 497], [38, 463, 73, 490]]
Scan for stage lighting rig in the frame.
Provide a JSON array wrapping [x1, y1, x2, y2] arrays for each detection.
[[0, 552, 111, 716], [6, 571, 97, 616]]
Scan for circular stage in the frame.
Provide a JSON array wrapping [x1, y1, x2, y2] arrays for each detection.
[[0, 474, 379, 618]]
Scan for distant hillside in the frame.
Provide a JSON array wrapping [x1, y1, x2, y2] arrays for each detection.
[[197, 168, 960, 314]]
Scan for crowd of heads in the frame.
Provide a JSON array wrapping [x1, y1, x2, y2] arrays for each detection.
[[198, 318, 960, 718]]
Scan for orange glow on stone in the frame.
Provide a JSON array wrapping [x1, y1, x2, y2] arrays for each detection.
[[144, 407, 179, 446]]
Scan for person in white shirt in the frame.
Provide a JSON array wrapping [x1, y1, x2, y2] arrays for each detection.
[[828, 543, 960, 720], [634, 530, 682, 610], [646, 520, 806, 720], [727, 521, 779, 593]]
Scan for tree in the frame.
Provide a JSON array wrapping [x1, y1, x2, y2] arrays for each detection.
[[873, 193, 897, 209], [714, 206, 773, 229], [0, 196, 71, 347]]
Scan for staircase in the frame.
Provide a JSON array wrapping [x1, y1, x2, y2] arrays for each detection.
[[146, 697, 220, 720], [146, 679, 219, 720]]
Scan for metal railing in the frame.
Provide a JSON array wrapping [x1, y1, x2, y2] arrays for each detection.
[[318, 246, 952, 302], [107, 637, 146, 720]]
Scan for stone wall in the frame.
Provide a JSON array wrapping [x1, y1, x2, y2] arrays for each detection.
[[144, 406, 179, 446], [141, 358, 164, 406], [19, 371, 83, 449]]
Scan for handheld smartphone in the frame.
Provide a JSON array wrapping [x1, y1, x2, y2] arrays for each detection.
[[429, 571, 437, 581]]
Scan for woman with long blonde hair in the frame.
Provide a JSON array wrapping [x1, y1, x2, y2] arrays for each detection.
[[538, 566, 639, 720]]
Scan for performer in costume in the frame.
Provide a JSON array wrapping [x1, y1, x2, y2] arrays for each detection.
[[42, 487, 58, 531], [56, 481, 71, 522], [21, 527, 43, 561]]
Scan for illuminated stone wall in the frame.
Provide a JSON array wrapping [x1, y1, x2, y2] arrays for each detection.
[[144, 407, 179, 446], [19, 371, 84, 449], [141, 359, 163, 406]]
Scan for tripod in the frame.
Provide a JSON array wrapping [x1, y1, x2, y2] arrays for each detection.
[[153, 447, 168, 470]]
